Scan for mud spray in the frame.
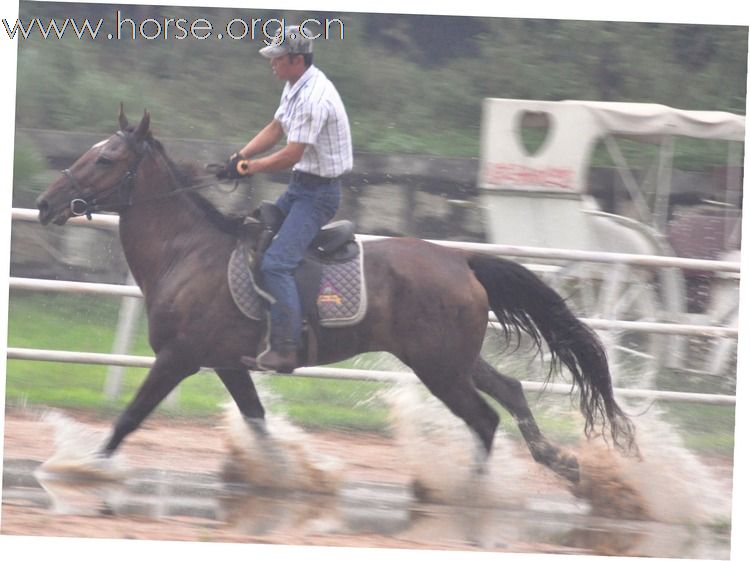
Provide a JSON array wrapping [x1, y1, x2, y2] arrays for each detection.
[[34, 411, 129, 514], [221, 403, 343, 493], [380, 382, 532, 506], [36, 353, 732, 529], [575, 401, 731, 524], [383, 378, 732, 525], [36, 410, 128, 480]]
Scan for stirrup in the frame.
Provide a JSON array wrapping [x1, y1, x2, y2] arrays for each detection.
[[241, 350, 297, 373]]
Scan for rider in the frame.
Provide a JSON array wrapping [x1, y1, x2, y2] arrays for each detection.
[[220, 24, 353, 373]]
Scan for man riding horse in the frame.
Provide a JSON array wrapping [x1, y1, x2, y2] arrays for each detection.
[[34, 26, 638, 484], [219, 24, 353, 373]]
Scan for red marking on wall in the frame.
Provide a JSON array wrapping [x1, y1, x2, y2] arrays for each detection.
[[482, 163, 575, 190]]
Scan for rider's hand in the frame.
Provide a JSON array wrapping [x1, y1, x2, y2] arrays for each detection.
[[216, 152, 246, 180], [236, 159, 252, 176]]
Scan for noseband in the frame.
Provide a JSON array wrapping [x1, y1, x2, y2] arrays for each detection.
[[61, 131, 149, 220]]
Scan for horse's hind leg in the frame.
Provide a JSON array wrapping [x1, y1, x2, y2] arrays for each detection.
[[472, 358, 579, 483], [215, 368, 267, 436], [413, 364, 499, 474]]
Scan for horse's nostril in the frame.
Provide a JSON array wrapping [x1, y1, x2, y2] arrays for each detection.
[[36, 198, 52, 224]]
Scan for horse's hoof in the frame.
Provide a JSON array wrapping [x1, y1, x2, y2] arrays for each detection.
[[411, 479, 434, 503], [558, 453, 580, 484], [244, 417, 269, 438], [96, 448, 113, 460], [473, 459, 489, 477]]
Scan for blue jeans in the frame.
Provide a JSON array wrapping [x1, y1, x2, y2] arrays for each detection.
[[260, 177, 341, 349]]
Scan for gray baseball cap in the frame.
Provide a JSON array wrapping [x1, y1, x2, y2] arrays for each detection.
[[259, 25, 313, 58]]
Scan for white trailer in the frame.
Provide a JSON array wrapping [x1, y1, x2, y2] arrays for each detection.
[[478, 99, 744, 380]]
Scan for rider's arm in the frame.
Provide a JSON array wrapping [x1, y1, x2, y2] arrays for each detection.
[[237, 120, 284, 159], [242, 142, 306, 174]]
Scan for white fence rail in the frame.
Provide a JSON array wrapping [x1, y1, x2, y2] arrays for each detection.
[[5, 347, 736, 406], [13, 207, 741, 273], [7, 277, 739, 339], [8, 207, 738, 407]]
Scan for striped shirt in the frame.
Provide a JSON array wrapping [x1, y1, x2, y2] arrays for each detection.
[[274, 65, 353, 178]]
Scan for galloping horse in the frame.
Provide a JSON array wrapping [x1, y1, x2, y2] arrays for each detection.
[[36, 108, 637, 485]]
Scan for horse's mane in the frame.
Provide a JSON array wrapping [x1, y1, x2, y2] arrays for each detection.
[[143, 132, 245, 237]]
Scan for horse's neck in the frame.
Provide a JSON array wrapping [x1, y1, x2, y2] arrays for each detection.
[[118, 154, 215, 294]]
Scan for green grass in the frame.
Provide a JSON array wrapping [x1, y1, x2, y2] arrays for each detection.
[[262, 375, 391, 432], [7, 293, 144, 411], [661, 402, 736, 456], [652, 368, 737, 455], [4, 292, 391, 431]]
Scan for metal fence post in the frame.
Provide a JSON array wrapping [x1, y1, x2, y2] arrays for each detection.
[[103, 273, 143, 401]]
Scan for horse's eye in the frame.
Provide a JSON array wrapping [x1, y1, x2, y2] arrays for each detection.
[[96, 156, 113, 166]]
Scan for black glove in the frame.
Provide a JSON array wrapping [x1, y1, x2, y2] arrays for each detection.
[[216, 152, 243, 180]]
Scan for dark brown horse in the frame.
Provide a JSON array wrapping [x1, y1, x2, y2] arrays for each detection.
[[36, 109, 637, 485]]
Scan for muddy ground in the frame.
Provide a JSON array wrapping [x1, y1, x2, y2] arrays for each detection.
[[1, 408, 571, 553], [1, 407, 734, 557]]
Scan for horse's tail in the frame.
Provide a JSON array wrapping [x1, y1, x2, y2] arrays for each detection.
[[468, 252, 638, 456]]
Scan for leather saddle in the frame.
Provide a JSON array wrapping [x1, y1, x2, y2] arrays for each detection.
[[232, 202, 364, 363], [244, 202, 358, 263]]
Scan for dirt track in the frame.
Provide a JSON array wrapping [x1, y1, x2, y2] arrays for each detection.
[[0, 407, 733, 557], [1, 408, 563, 552]]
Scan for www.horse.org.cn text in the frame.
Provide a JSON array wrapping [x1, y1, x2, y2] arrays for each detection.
[[2, 12, 346, 42]]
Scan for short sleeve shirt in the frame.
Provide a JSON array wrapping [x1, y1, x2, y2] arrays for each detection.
[[274, 65, 353, 178]]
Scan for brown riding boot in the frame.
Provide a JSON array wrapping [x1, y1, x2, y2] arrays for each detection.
[[241, 345, 297, 373]]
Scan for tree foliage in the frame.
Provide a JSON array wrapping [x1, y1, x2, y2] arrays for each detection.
[[14, 2, 748, 160]]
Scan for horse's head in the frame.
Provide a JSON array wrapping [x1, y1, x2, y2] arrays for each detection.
[[36, 105, 152, 225]]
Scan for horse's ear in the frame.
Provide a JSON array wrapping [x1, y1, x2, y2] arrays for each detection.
[[133, 110, 150, 142], [118, 102, 128, 131]]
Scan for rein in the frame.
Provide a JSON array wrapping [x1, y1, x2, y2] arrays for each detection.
[[61, 131, 234, 220]]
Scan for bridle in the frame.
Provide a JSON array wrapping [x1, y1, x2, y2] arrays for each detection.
[[60, 130, 230, 220], [61, 131, 150, 220]]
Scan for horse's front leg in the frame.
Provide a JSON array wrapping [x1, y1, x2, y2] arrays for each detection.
[[101, 350, 199, 456], [215, 368, 268, 437]]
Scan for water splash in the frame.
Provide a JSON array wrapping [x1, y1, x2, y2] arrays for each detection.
[[221, 404, 343, 494], [379, 375, 732, 528], [35, 410, 128, 480], [574, 403, 731, 525], [380, 382, 536, 507]]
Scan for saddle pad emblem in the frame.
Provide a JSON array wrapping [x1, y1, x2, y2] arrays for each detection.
[[316, 248, 367, 326], [318, 281, 343, 306]]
